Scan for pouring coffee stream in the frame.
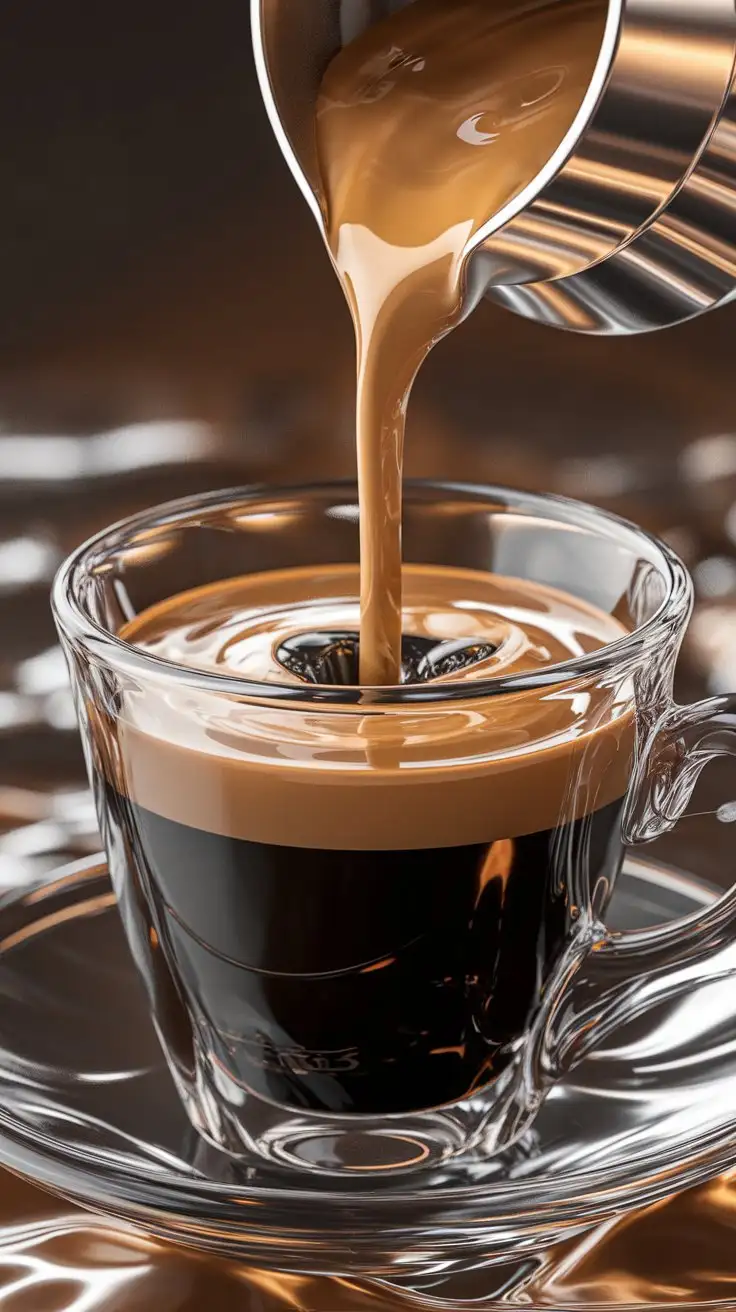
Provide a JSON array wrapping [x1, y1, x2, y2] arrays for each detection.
[[253, 0, 736, 684], [316, 0, 606, 682]]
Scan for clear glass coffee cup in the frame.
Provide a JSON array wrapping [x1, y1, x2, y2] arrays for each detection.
[[51, 481, 736, 1176]]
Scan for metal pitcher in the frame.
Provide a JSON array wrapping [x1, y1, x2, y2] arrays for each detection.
[[251, 0, 736, 334]]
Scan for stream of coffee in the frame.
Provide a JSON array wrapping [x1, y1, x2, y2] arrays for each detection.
[[315, 0, 605, 683]]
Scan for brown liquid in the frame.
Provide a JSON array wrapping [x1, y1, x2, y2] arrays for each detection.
[[117, 564, 633, 849], [315, 0, 605, 683], [3, 1164, 736, 1307]]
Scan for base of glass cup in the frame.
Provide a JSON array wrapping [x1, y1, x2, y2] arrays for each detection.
[[227, 1114, 470, 1175], [166, 1038, 539, 1176]]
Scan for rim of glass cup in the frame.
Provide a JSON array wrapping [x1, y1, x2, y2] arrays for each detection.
[[52, 480, 692, 705]]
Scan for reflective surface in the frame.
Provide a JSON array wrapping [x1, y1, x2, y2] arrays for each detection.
[[0, 854, 734, 1276], [5, 1166, 736, 1310]]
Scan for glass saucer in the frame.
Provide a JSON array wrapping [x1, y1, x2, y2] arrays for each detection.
[[0, 854, 734, 1277]]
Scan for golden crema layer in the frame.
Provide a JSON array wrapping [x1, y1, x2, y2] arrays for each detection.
[[105, 564, 634, 849]]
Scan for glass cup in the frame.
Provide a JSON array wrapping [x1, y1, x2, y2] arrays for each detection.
[[51, 482, 736, 1176]]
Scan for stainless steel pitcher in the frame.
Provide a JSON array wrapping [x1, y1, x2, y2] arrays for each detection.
[[251, 0, 736, 334]]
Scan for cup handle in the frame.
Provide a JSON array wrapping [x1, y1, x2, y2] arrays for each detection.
[[551, 694, 736, 1073]]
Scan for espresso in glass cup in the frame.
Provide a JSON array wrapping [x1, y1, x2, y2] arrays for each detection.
[[53, 482, 736, 1174]]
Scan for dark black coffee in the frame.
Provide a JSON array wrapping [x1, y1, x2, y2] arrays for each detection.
[[104, 779, 623, 1115]]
